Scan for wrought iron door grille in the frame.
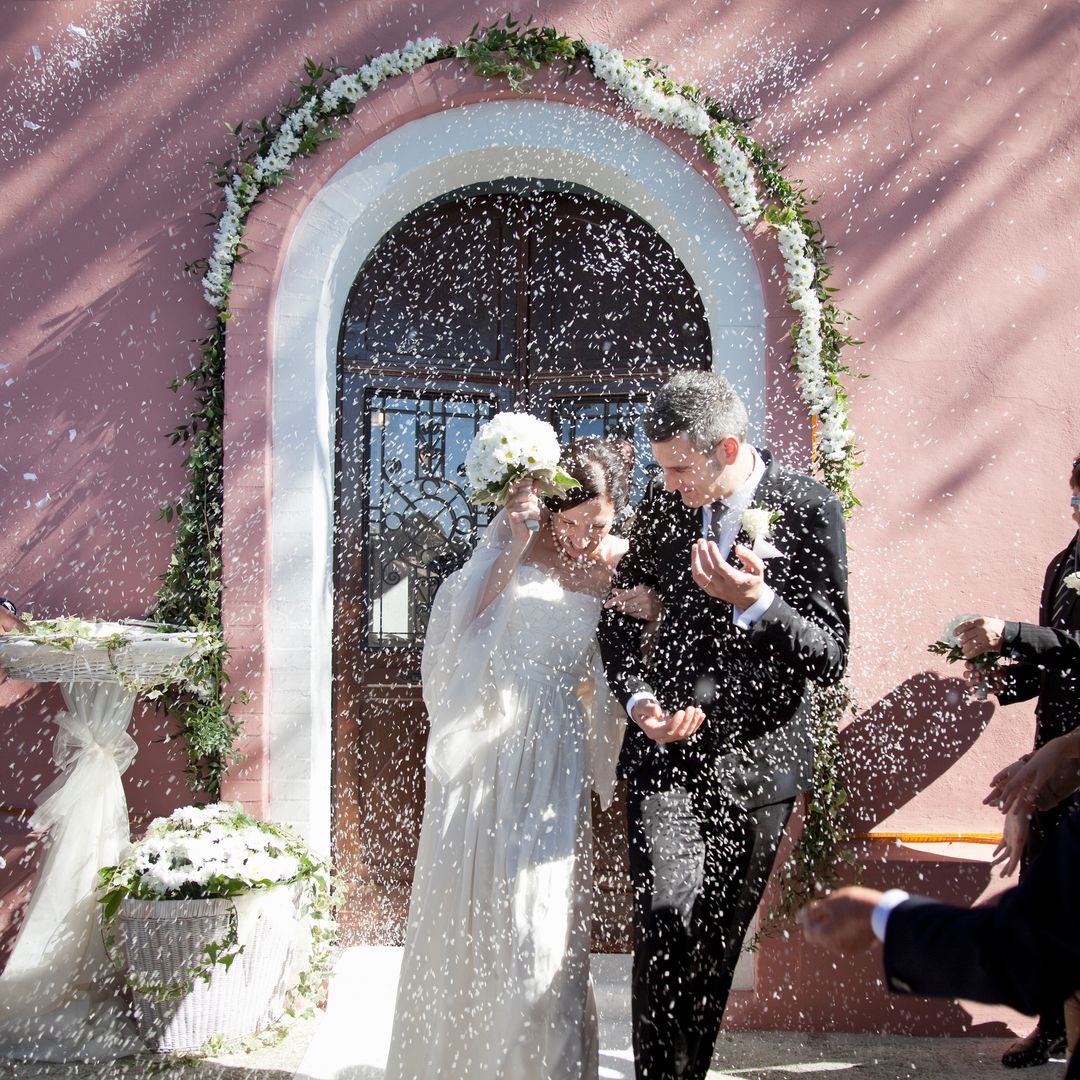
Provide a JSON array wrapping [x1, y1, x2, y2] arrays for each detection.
[[363, 390, 498, 649], [549, 395, 661, 504]]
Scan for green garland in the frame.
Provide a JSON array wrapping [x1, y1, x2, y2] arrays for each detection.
[[157, 18, 858, 912], [155, 328, 243, 797]]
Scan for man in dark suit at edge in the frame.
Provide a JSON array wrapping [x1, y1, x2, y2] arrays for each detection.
[[800, 808, 1080, 1079], [598, 370, 850, 1080], [949, 452, 1080, 1069]]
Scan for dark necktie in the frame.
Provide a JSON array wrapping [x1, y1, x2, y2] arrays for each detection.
[[1052, 542, 1079, 627], [702, 500, 728, 542]]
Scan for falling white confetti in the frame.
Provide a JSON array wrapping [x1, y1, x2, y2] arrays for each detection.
[[3, 2, 159, 160], [23, 473, 37, 481]]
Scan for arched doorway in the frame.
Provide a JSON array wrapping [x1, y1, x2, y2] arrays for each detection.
[[331, 179, 711, 945]]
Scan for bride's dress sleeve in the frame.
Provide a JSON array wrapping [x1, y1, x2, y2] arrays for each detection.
[[421, 510, 518, 785]]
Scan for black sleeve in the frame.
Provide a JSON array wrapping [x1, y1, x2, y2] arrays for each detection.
[[598, 490, 662, 711], [883, 813, 1080, 1014], [994, 656, 1042, 706], [1001, 619, 1080, 672], [744, 492, 850, 686]]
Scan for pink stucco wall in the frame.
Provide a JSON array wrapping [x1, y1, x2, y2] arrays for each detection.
[[1, 0, 1078, 1035]]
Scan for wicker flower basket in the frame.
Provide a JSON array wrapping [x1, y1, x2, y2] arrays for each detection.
[[114, 883, 304, 1053], [0, 621, 204, 685]]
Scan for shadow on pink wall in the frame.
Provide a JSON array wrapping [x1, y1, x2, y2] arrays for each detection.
[[842, 672, 996, 833], [725, 671, 1014, 1033]]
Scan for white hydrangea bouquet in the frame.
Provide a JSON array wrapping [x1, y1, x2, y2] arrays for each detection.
[[97, 803, 334, 1012], [464, 412, 579, 529]]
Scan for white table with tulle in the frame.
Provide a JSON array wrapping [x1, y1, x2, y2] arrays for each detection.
[[0, 626, 203, 1061]]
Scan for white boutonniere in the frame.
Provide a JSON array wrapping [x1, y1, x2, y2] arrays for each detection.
[[1064, 571, 1080, 593], [741, 504, 784, 559]]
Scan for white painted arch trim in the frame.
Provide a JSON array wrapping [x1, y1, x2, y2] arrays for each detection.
[[268, 98, 766, 856]]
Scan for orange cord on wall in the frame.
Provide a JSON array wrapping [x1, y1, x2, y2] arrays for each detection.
[[854, 831, 1003, 844]]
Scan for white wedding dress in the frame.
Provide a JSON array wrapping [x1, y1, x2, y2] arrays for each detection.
[[384, 516, 624, 1080]]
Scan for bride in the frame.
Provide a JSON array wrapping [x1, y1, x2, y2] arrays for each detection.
[[384, 436, 656, 1080]]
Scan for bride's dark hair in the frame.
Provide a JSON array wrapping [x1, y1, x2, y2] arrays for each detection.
[[544, 436, 635, 515]]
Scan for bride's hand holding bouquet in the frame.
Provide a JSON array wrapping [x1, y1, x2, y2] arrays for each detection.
[[504, 478, 544, 546]]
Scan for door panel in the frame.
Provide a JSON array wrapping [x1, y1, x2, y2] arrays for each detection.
[[333, 379, 507, 941], [333, 181, 710, 949], [339, 195, 520, 377], [526, 194, 712, 378]]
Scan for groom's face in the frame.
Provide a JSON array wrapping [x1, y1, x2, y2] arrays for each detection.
[[650, 434, 734, 507]]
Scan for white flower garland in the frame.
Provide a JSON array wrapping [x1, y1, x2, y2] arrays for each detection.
[[202, 36, 443, 310], [775, 221, 854, 465], [199, 31, 855, 480], [584, 44, 854, 469], [586, 44, 762, 228]]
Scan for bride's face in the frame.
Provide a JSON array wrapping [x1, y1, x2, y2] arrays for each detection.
[[551, 496, 616, 558]]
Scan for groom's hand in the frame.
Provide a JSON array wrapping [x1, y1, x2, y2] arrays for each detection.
[[690, 539, 767, 607], [631, 699, 705, 743]]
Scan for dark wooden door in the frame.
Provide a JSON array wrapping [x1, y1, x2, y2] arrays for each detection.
[[333, 181, 710, 947]]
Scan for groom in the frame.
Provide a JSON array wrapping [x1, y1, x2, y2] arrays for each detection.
[[599, 371, 850, 1080]]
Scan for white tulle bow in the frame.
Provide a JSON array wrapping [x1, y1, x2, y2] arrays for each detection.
[[30, 684, 138, 835]]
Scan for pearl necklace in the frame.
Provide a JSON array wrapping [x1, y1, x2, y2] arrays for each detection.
[[549, 521, 599, 568]]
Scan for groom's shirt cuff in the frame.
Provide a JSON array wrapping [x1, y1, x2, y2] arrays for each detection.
[[872, 889, 911, 943], [626, 690, 658, 720], [733, 585, 776, 630]]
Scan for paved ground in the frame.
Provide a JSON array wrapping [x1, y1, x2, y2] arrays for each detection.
[[0, 948, 1067, 1080], [3, 1029, 1066, 1080]]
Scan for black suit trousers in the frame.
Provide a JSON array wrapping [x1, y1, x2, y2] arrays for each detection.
[[627, 761, 793, 1080], [1021, 794, 1080, 1037]]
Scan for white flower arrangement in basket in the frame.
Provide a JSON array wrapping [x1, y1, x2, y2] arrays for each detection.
[[464, 412, 579, 528], [97, 803, 335, 1053], [0, 614, 213, 692]]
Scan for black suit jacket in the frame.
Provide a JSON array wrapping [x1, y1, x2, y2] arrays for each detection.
[[598, 449, 850, 807], [884, 810, 1080, 1021], [997, 533, 1080, 747]]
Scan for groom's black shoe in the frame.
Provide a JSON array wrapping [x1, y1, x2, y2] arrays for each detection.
[[1001, 1027, 1068, 1068]]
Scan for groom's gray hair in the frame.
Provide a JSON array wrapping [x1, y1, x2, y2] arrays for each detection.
[[643, 370, 748, 451]]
